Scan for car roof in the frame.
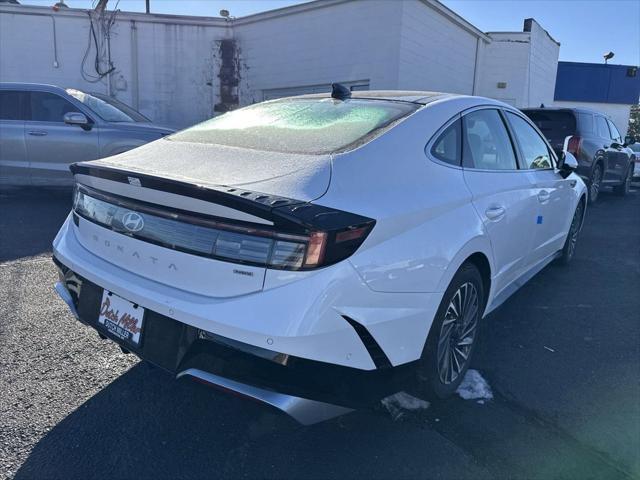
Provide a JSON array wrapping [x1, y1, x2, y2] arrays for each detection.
[[289, 90, 460, 105], [521, 106, 606, 116], [0, 82, 68, 94]]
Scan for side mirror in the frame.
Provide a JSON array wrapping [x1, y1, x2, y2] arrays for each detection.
[[624, 135, 636, 147], [64, 112, 91, 130], [558, 135, 578, 178]]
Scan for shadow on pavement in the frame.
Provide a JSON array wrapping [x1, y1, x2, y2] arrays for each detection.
[[14, 362, 488, 480], [0, 187, 73, 262]]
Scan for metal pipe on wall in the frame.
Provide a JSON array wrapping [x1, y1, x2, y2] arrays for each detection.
[[130, 20, 139, 109]]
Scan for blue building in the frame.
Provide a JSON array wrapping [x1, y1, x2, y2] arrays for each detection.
[[553, 61, 640, 136]]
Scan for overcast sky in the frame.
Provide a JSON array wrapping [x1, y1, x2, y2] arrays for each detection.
[[17, 0, 640, 66]]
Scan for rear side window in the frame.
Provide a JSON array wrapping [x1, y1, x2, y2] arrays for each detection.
[[506, 112, 552, 169], [576, 113, 594, 135], [595, 116, 610, 139], [0, 91, 25, 120], [522, 110, 576, 141], [430, 119, 461, 166], [169, 98, 418, 154], [28, 92, 80, 122], [463, 109, 517, 170]]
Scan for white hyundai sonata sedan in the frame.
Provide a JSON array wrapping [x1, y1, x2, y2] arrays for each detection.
[[53, 86, 586, 424]]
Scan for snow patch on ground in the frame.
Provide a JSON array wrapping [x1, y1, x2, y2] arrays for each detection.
[[456, 369, 493, 403], [381, 391, 430, 420]]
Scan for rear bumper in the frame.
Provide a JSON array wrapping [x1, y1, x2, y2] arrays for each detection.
[[53, 214, 440, 370], [52, 262, 415, 417]]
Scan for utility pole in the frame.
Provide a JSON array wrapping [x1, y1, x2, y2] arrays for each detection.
[[145, 0, 150, 13]]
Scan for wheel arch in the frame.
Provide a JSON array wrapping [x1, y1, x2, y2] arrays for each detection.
[[578, 193, 587, 231], [435, 236, 494, 313]]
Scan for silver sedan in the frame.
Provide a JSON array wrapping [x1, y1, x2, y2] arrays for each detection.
[[0, 83, 175, 187]]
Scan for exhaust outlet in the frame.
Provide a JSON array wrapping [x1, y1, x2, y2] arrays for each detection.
[[177, 368, 353, 425]]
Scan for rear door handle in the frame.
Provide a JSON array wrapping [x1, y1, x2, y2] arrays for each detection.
[[28, 130, 48, 136], [485, 206, 506, 221], [538, 190, 551, 203]]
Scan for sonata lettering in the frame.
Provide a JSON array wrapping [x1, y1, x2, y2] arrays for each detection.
[[88, 234, 179, 271]]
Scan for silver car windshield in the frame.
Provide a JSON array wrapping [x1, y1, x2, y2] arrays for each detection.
[[168, 98, 418, 154], [66, 89, 149, 123]]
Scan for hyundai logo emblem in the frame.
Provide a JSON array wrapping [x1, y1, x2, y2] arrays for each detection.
[[122, 212, 145, 232]]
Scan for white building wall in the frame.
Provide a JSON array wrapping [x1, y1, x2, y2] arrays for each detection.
[[234, 0, 403, 104], [553, 101, 632, 137], [476, 32, 530, 106], [397, 0, 483, 94], [0, 5, 227, 128], [525, 19, 560, 108], [476, 19, 559, 108], [0, 2, 562, 128]]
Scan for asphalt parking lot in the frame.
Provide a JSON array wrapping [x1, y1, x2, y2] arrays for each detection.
[[1, 186, 639, 480]]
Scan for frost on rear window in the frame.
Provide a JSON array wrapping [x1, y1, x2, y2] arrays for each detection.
[[168, 99, 417, 154]]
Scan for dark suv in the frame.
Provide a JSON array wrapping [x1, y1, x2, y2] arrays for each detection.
[[522, 107, 636, 203]]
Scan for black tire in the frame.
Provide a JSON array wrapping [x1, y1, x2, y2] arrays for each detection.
[[588, 163, 603, 204], [415, 263, 485, 399], [557, 199, 585, 265], [613, 164, 633, 196]]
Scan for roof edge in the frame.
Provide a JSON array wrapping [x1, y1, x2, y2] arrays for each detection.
[[420, 0, 491, 42]]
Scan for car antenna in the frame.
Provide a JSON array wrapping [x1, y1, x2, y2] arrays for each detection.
[[331, 83, 351, 100]]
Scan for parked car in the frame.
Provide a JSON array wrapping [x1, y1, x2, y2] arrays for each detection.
[[521, 107, 635, 203], [0, 83, 174, 187], [52, 88, 586, 424], [629, 142, 640, 179]]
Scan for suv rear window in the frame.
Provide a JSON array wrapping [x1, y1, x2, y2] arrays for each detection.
[[169, 99, 418, 154], [522, 110, 576, 142]]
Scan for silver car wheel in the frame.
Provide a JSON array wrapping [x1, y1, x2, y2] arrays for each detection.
[[567, 202, 583, 259], [437, 282, 479, 385], [590, 166, 602, 201]]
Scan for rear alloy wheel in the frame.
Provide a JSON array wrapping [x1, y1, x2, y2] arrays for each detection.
[[589, 164, 602, 204], [416, 263, 484, 399], [558, 200, 585, 265], [613, 164, 633, 196]]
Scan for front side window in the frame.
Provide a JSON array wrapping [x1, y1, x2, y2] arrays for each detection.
[[506, 112, 552, 170], [462, 109, 517, 170], [0, 91, 26, 120], [169, 98, 418, 154], [595, 116, 611, 139], [28, 92, 80, 122], [430, 119, 461, 166], [607, 120, 622, 143]]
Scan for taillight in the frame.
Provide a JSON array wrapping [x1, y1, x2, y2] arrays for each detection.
[[567, 135, 582, 156], [73, 185, 374, 271]]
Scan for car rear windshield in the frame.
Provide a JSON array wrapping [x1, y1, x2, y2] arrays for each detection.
[[168, 98, 418, 154], [522, 110, 577, 141]]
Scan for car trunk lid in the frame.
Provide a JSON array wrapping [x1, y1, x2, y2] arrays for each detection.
[[70, 142, 332, 298], [86, 139, 332, 202]]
